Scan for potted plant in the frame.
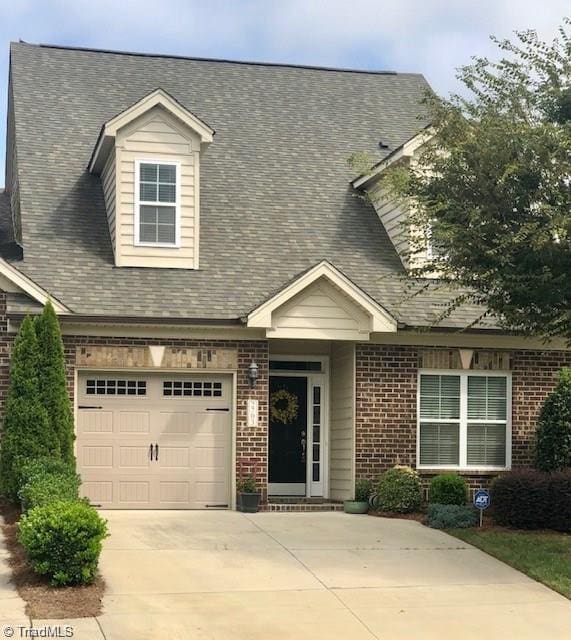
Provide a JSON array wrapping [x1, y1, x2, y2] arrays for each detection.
[[237, 474, 260, 513], [344, 479, 373, 514]]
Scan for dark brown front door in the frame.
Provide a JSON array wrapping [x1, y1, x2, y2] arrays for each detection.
[[269, 376, 307, 494]]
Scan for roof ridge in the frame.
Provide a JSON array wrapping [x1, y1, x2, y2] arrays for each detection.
[[11, 40, 419, 77]]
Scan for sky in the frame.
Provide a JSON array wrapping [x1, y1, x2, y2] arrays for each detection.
[[0, 0, 568, 187]]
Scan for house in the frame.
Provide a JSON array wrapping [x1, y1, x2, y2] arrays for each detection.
[[0, 42, 569, 510]]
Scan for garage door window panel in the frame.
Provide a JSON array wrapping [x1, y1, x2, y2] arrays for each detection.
[[86, 379, 147, 396]]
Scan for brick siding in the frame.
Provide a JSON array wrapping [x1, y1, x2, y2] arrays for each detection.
[[355, 343, 571, 486]]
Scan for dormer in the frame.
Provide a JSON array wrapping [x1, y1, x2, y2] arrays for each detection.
[[89, 89, 214, 269], [352, 130, 433, 271]]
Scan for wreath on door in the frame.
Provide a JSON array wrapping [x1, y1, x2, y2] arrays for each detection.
[[270, 389, 299, 424]]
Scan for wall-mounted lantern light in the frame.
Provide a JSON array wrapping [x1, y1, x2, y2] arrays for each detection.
[[248, 361, 259, 388]]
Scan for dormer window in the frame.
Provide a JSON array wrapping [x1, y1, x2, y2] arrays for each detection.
[[88, 88, 214, 269], [135, 161, 180, 247]]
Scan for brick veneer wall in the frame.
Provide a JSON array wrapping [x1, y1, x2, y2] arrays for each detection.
[[355, 344, 571, 489]]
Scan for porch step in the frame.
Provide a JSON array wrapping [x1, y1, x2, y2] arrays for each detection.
[[268, 496, 333, 504], [262, 501, 344, 512]]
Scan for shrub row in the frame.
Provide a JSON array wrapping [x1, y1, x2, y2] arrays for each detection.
[[16, 457, 107, 586], [374, 468, 470, 514], [491, 469, 571, 532]]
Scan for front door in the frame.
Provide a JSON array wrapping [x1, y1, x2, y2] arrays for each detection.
[[268, 376, 307, 496]]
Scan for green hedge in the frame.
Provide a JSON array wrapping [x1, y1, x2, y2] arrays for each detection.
[[376, 466, 421, 513], [17, 457, 77, 494], [428, 504, 478, 529], [491, 469, 571, 532], [429, 474, 468, 505], [19, 472, 80, 512], [19, 500, 108, 586]]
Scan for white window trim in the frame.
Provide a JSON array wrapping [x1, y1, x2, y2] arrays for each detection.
[[416, 369, 512, 472], [134, 159, 181, 248]]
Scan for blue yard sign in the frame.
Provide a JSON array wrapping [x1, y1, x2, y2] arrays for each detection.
[[473, 489, 491, 526]]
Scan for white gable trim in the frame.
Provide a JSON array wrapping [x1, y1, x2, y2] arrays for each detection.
[[89, 88, 214, 174], [247, 261, 397, 339], [0, 259, 71, 314], [352, 129, 432, 190]]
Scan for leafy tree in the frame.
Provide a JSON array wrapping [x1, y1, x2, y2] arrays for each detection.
[[0, 317, 53, 501], [375, 21, 571, 340], [35, 301, 75, 466], [535, 368, 571, 471]]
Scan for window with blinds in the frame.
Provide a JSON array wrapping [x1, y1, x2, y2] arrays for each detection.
[[418, 372, 510, 469], [136, 161, 179, 246]]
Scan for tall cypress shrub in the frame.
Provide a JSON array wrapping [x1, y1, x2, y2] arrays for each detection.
[[35, 301, 75, 466], [0, 317, 52, 501], [535, 368, 571, 471]]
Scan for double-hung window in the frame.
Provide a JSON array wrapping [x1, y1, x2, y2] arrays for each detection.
[[418, 371, 510, 469], [135, 160, 180, 246]]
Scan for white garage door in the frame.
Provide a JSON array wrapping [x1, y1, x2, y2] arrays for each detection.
[[76, 372, 232, 509]]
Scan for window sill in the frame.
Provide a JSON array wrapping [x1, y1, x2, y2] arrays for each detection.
[[418, 468, 510, 476]]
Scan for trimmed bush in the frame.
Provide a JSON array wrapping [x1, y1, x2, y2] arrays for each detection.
[[429, 474, 468, 505], [17, 456, 77, 494], [491, 469, 571, 532], [428, 504, 478, 529], [19, 471, 80, 512], [376, 466, 422, 513], [0, 317, 53, 502], [19, 500, 108, 586], [35, 301, 76, 467], [535, 368, 571, 472]]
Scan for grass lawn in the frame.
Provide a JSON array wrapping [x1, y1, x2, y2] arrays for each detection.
[[448, 528, 571, 599]]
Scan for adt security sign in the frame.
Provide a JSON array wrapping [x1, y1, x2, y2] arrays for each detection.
[[474, 489, 491, 526]]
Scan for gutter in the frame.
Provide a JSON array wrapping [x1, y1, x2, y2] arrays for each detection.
[[7, 312, 244, 327]]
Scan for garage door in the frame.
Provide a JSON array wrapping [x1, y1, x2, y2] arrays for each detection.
[[76, 372, 232, 509]]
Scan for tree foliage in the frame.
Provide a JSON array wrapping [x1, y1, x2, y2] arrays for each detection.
[[0, 317, 53, 501], [381, 21, 571, 339], [35, 301, 75, 466], [535, 368, 571, 471]]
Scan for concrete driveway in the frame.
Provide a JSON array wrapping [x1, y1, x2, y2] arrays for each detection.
[[93, 511, 571, 639]]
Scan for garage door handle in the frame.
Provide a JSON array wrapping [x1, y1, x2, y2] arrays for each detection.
[[206, 408, 230, 412], [149, 443, 154, 461], [78, 405, 103, 410], [154, 443, 159, 461]]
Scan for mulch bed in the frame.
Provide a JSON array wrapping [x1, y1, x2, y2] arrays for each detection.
[[0, 502, 105, 619], [368, 509, 427, 524]]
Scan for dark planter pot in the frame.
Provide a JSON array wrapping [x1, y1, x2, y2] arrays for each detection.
[[237, 492, 261, 513], [344, 500, 369, 514]]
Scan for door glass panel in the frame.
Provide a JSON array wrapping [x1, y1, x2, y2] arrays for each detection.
[[311, 384, 322, 486]]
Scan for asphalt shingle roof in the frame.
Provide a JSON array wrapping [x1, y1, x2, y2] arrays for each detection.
[[5, 42, 488, 328]]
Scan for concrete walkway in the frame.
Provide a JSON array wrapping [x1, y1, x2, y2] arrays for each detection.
[[2, 511, 570, 639]]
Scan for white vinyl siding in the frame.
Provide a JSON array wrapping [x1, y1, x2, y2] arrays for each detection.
[[270, 279, 371, 341], [329, 342, 355, 501], [101, 152, 116, 255], [418, 371, 511, 470], [369, 183, 410, 268], [114, 107, 200, 268]]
